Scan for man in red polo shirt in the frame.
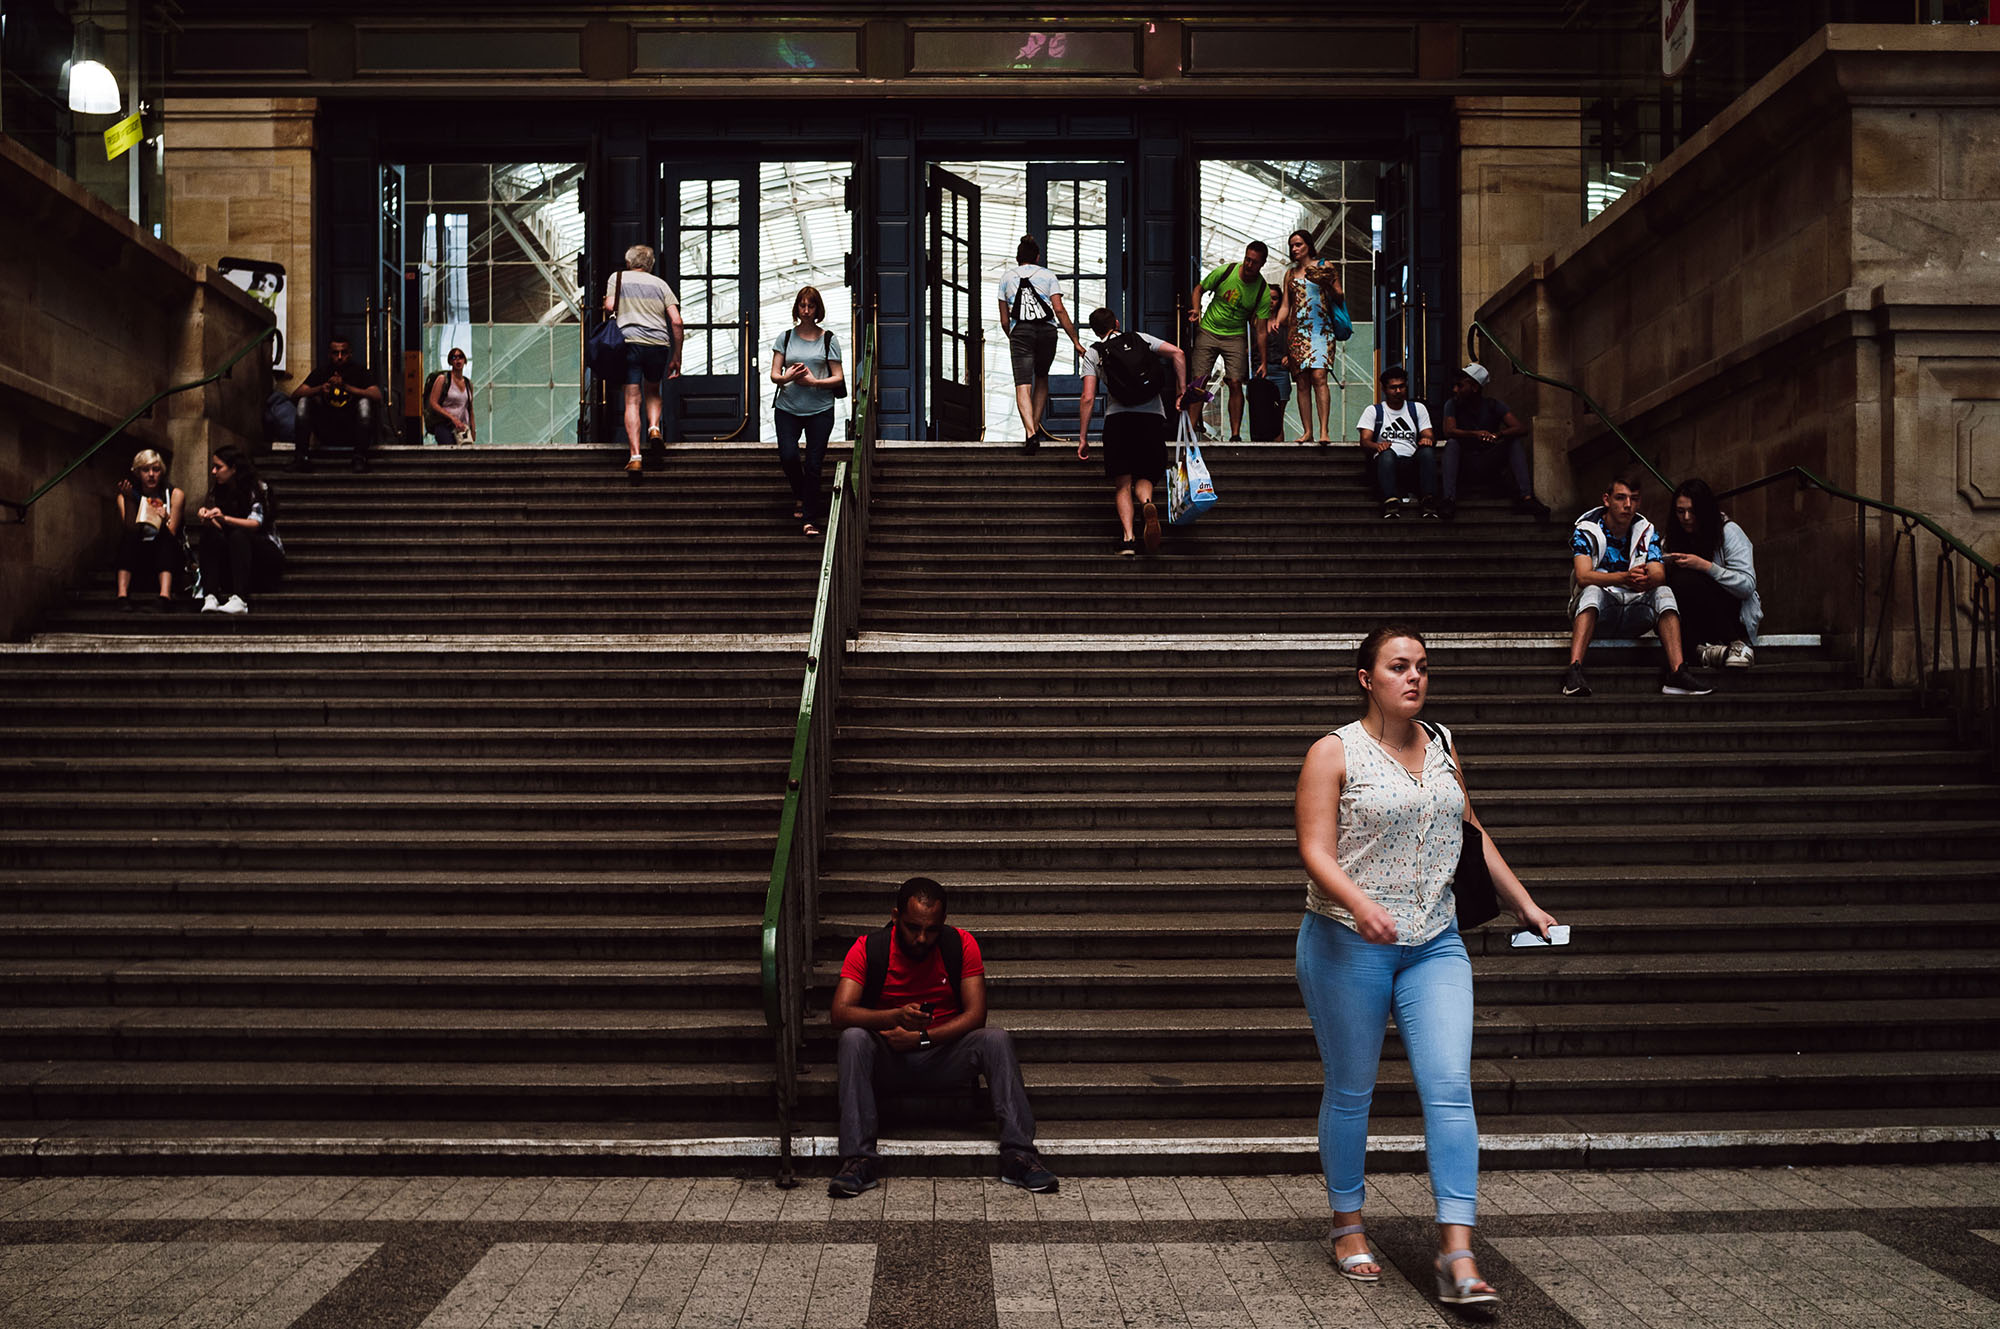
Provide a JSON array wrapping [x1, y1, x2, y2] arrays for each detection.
[[827, 876, 1056, 1197]]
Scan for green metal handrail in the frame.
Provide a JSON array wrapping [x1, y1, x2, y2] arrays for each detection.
[[1715, 466, 1995, 578], [1, 325, 277, 522], [1467, 318, 1671, 492], [760, 315, 878, 1184]]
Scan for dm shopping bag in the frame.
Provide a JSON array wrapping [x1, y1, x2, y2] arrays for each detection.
[[1166, 416, 1219, 526]]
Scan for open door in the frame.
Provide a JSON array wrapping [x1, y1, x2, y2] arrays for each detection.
[[927, 165, 982, 441], [662, 163, 759, 441], [1030, 164, 1127, 440], [1375, 159, 1414, 403]]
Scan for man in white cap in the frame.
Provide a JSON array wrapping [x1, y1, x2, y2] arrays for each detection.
[[1440, 364, 1549, 523]]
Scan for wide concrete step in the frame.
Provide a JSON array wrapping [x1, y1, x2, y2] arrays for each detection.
[[0, 958, 759, 1009], [833, 749, 1986, 792], [0, 829, 775, 872], [6, 791, 786, 832], [789, 1050, 2000, 1120], [0, 756, 785, 795], [0, 725, 790, 759], [0, 697, 800, 727], [42, 608, 818, 635], [824, 820, 2000, 871], [0, 1007, 770, 1062], [0, 912, 756, 959], [816, 862, 1998, 913], [811, 949, 2000, 1007], [797, 998, 2000, 1061], [0, 869, 767, 914], [822, 784, 2000, 830], [817, 905, 2000, 957], [0, 1060, 774, 1121]]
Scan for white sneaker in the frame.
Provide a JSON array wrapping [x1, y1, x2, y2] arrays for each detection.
[[1696, 643, 1728, 668], [218, 595, 250, 615], [1724, 641, 1755, 668], [200, 595, 220, 613]]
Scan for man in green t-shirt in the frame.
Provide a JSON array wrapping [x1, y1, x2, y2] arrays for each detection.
[[1185, 241, 1275, 441]]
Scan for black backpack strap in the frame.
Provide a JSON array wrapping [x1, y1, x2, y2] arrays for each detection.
[[939, 926, 964, 999], [859, 925, 892, 1008]]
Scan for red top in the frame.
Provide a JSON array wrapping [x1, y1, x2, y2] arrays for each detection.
[[838, 927, 985, 1020]]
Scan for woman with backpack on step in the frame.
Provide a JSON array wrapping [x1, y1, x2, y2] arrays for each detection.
[[194, 445, 285, 616], [423, 348, 476, 446], [768, 286, 845, 537], [1266, 230, 1346, 445], [1293, 625, 1559, 1311]]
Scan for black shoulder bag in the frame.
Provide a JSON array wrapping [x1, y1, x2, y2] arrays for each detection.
[[1418, 720, 1500, 930]]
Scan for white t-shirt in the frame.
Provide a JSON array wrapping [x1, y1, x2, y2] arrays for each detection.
[[1357, 400, 1433, 458], [607, 270, 679, 347], [998, 265, 1060, 323], [1081, 332, 1170, 418]]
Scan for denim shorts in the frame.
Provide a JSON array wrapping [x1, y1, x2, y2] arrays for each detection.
[[624, 340, 672, 385]]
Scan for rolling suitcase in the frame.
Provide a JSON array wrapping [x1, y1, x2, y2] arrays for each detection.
[[1247, 376, 1283, 441]]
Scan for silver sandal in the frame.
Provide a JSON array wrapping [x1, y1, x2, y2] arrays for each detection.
[[1434, 1249, 1500, 1306], [1327, 1223, 1381, 1283]]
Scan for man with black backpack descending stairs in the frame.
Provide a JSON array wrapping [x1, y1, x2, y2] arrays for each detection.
[[828, 877, 1057, 1198], [1076, 307, 1186, 557]]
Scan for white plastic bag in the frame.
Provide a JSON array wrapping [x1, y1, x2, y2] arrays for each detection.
[[1167, 414, 1218, 526]]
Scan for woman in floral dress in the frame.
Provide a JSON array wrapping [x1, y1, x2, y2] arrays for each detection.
[[1267, 230, 1343, 444]]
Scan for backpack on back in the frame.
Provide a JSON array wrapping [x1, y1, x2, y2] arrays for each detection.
[[421, 370, 450, 427], [858, 923, 966, 1010], [1011, 270, 1055, 323], [1093, 332, 1172, 408]]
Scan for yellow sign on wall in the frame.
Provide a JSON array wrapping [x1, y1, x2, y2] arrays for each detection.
[[103, 114, 143, 161]]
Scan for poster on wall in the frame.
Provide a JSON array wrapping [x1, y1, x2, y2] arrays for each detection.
[[216, 257, 288, 372]]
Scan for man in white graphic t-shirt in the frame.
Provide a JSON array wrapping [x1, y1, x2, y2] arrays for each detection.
[[1356, 365, 1438, 519]]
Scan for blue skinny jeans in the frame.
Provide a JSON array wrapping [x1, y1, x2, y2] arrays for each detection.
[[1295, 910, 1478, 1225]]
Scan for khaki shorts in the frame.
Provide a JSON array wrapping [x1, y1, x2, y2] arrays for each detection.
[[1189, 327, 1250, 385]]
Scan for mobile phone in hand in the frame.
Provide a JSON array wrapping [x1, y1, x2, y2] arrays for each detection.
[[918, 1001, 936, 1023], [1509, 925, 1571, 948]]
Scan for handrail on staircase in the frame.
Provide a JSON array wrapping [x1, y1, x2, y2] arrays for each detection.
[[761, 311, 879, 1186], [1467, 319, 1672, 493], [1469, 318, 1997, 769], [1, 325, 277, 523]]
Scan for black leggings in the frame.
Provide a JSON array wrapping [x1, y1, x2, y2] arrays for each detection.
[[116, 528, 183, 579], [1667, 569, 1744, 647], [198, 526, 279, 600]]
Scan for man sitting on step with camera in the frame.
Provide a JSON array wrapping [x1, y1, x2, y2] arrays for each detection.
[[828, 876, 1058, 1197]]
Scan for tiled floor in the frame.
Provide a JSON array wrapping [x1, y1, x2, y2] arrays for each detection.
[[0, 1165, 1994, 1327]]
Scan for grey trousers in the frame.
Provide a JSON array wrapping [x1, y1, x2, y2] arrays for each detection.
[[836, 1025, 1037, 1160]]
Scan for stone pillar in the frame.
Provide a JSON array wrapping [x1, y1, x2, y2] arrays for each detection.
[[161, 98, 317, 389], [1455, 97, 1584, 346]]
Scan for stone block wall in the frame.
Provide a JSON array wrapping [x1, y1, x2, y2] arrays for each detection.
[[0, 135, 271, 641], [161, 99, 316, 387], [1473, 26, 2000, 660], [1455, 97, 1583, 356]]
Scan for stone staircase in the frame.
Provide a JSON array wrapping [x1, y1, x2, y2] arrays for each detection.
[[0, 447, 818, 1146], [803, 445, 2000, 1154], [5, 440, 1997, 1167]]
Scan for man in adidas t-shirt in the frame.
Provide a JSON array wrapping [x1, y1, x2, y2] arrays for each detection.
[[1076, 307, 1186, 557], [828, 876, 1055, 1198], [1356, 365, 1439, 519]]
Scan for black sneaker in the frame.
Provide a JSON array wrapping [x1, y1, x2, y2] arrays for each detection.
[[1022, 435, 1041, 453], [828, 1156, 880, 1198], [1420, 499, 1441, 519], [1439, 498, 1458, 521], [351, 452, 369, 473], [1561, 663, 1591, 698], [1517, 495, 1552, 524], [1000, 1150, 1059, 1193], [1380, 497, 1402, 520], [1228, 433, 1242, 443], [1661, 667, 1714, 696], [290, 452, 312, 472], [116, 598, 134, 612], [1118, 537, 1138, 557]]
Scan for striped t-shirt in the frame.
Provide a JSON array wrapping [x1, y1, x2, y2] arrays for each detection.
[[608, 270, 679, 347]]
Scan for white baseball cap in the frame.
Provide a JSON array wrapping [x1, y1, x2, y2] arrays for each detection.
[[1459, 363, 1490, 387]]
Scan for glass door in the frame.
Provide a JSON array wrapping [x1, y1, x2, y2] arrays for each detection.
[[1030, 164, 1126, 440], [927, 165, 982, 442], [663, 164, 759, 441]]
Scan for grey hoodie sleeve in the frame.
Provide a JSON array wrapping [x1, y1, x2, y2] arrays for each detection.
[[1706, 521, 1758, 601]]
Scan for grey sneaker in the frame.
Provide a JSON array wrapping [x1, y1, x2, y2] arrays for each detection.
[[1661, 667, 1713, 696], [1724, 641, 1755, 668], [1000, 1150, 1059, 1193], [1560, 663, 1591, 698], [1696, 643, 1729, 668], [828, 1156, 880, 1198]]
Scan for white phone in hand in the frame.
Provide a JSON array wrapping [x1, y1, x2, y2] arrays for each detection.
[[1509, 924, 1571, 947]]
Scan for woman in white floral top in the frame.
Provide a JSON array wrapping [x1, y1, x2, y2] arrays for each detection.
[[1293, 624, 1558, 1310]]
